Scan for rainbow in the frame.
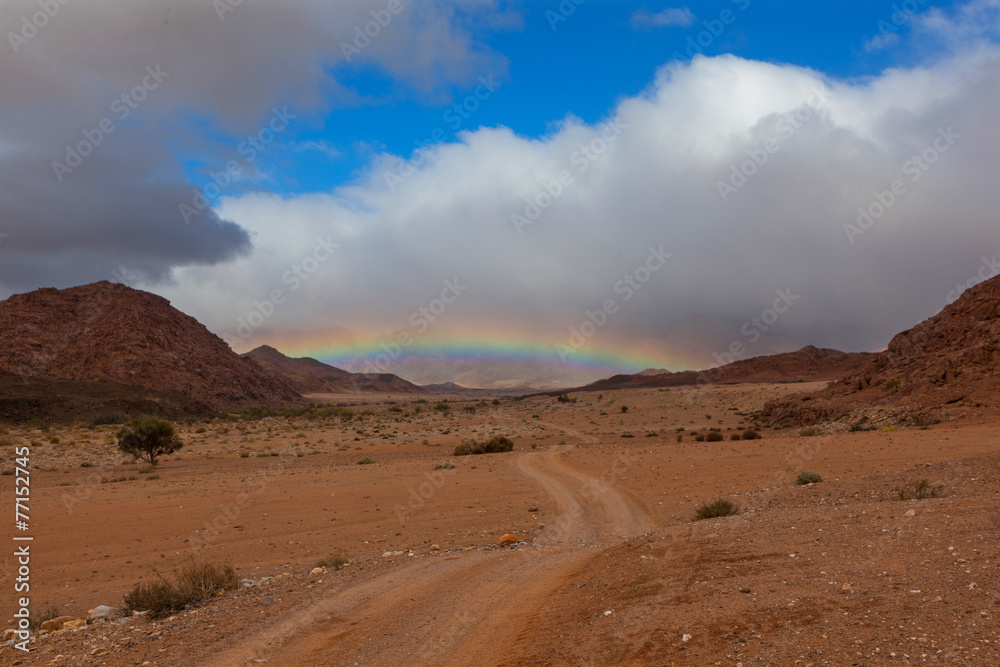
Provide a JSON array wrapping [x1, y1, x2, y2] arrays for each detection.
[[249, 328, 688, 376]]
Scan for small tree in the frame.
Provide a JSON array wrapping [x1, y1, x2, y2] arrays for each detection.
[[117, 417, 183, 466]]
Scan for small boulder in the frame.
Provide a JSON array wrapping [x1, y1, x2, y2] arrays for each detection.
[[528, 505, 539, 512], [499, 534, 518, 547], [2, 628, 16, 641], [430, 544, 440, 551], [62, 619, 88, 630], [87, 605, 117, 624], [310, 567, 324, 575], [41, 616, 75, 632], [904, 509, 916, 517]]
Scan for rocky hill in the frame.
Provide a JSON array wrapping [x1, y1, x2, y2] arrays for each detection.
[[762, 274, 1000, 426], [243, 345, 425, 394], [564, 346, 873, 394], [0, 282, 300, 409]]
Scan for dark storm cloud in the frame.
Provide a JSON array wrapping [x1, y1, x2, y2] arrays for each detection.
[[0, 0, 509, 295]]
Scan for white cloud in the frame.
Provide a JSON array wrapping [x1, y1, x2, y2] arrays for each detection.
[[630, 7, 696, 30], [162, 45, 1000, 363]]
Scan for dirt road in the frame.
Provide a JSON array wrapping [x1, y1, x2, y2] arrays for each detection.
[[208, 446, 653, 666]]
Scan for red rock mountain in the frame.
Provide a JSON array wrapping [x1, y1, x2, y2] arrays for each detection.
[[243, 345, 425, 394], [763, 274, 1000, 426], [0, 282, 300, 409], [567, 346, 873, 394]]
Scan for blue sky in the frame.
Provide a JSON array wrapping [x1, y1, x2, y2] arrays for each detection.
[[187, 0, 944, 197]]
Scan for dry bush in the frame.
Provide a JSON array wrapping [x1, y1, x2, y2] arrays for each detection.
[[896, 479, 945, 501], [123, 562, 237, 619], [694, 499, 739, 521], [454, 436, 514, 456]]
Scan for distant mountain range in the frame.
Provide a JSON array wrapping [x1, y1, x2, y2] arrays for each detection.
[[0, 283, 423, 421], [537, 346, 874, 396], [242, 345, 424, 395], [5, 278, 991, 427]]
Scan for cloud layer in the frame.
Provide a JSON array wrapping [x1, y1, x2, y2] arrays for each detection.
[[162, 41, 1000, 363]]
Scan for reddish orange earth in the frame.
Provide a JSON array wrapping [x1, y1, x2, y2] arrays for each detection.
[[2, 384, 998, 666]]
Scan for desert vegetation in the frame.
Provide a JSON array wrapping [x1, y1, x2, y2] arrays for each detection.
[[116, 417, 183, 465], [122, 562, 238, 619], [454, 435, 514, 456]]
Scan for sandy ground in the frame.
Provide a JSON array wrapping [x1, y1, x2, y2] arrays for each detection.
[[1, 383, 998, 666]]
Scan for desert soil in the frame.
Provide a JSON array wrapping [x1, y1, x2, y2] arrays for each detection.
[[2, 383, 998, 666]]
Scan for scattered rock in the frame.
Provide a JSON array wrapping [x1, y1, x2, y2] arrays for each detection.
[[904, 509, 916, 517], [430, 544, 440, 551], [62, 619, 88, 630], [528, 505, 539, 512], [310, 567, 324, 575], [41, 616, 75, 633], [841, 583, 855, 594], [499, 533, 518, 547], [2, 628, 16, 641], [87, 605, 117, 624], [681, 633, 692, 642]]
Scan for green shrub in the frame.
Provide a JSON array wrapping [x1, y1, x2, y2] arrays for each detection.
[[433, 402, 450, 412], [795, 471, 823, 485], [89, 413, 127, 427], [694, 499, 739, 521], [886, 378, 900, 391], [116, 417, 183, 466], [620, 406, 629, 413]]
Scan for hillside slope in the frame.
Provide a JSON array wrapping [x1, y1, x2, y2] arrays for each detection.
[[243, 345, 425, 394], [763, 274, 1000, 426], [0, 282, 300, 409]]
